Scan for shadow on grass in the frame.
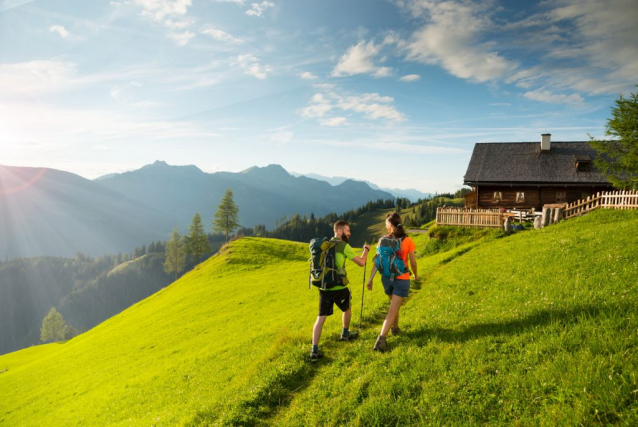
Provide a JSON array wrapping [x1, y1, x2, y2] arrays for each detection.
[[185, 335, 326, 426], [404, 303, 634, 345]]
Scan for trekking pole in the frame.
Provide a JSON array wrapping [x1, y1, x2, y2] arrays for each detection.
[[359, 242, 367, 330]]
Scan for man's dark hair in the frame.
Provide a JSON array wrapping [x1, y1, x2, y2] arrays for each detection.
[[333, 220, 349, 233]]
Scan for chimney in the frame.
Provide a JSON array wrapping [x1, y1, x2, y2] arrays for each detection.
[[541, 133, 551, 151]]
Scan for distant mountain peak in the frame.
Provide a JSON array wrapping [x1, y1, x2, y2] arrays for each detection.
[[139, 161, 202, 174], [241, 164, 290, 177]]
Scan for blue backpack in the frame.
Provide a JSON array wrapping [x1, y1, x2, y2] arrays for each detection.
[[374, 237, 408, 281]]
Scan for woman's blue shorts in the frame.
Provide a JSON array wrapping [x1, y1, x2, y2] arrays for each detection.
[[381, 276, 410, 298]]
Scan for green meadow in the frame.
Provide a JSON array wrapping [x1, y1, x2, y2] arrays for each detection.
[[1, 209, 637, 425]]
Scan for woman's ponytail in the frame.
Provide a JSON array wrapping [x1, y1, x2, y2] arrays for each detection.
[[385, 212, 407, 239]]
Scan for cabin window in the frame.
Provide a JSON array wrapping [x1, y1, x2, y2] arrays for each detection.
[[493, 192, 502, 202], [556, 191, 566, 203], [516, 192, 525, 203], [576, 161, 592, 172]]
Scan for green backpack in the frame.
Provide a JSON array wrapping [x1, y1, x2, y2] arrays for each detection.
[[308, 237, 350, 290]]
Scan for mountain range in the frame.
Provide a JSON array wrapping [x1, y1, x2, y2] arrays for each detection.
[[0, 162, 393, 258], [292, 172, 432, 202]]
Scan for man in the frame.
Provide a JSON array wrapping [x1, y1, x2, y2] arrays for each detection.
[[310, 220, 370, 362]]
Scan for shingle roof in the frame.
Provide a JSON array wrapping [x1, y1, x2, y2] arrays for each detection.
[[463, 142, 611, 185]]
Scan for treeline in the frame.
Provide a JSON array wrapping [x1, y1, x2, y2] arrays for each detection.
[[240, 198, 399, 243], [0, 252, 174, 355], [234, 190, 469, 244]]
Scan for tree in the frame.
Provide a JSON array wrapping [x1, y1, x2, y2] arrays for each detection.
[[186, 213, 211, 262], [591, 86, 638, 189], [40, 307, 67, 343], [213, 188, 240, 242], [164, 226, 186, 280]]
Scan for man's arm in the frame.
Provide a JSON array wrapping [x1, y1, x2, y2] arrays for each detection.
[[350, 244, 370, 267]]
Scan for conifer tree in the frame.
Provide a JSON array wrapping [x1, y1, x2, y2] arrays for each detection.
[[186, 213, 211, 262], [164, 226, 186, 280], [213, 189, 240, 242], [40, 307, 67, 343], [591, 86, 638, 189]]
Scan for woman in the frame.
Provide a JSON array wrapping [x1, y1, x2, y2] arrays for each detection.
[[366, 212, 418, 352]]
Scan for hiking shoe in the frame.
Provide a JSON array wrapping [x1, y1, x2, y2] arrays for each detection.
[[390, 326, 402, 336], [309, 351, 324, 363], [340, 331, 359, 341], [373, 336, 388, 352]]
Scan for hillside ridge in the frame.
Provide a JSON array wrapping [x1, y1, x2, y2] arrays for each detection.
[[1, 210, 637, 425]]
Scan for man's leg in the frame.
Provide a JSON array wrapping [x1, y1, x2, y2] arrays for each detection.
[[342, 307, 351, 330], [312, 315, 327, 346]]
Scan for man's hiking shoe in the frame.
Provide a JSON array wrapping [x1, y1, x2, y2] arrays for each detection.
[[340, 331, 359, 341], [390, 326, 402, 336], [373, 336, 388, 352], [309, 351, 324, 362]]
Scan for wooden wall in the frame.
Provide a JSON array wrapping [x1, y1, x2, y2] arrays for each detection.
[[476, 185, 613, 210]]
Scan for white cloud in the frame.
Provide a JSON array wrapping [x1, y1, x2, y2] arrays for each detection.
[[337, 93, 406, 121], [320, 117, 347, 127], [110, 83, 164, 108], [399, 74, 420, 82], [0, 60, 78, 97], [0, 101, 219, 158], [49, 25, 70, 38], [402, 1, 516, 83], [270, 130, 294, 145], [524, 90, 584, 105], [396, 0, 637, 98], [245, 1, 274, 17], [298, 93, 332, 118], [163, 18, 196, 29], [133, 0, 192, 21], [167, 30, 195, 46], [298, 89, 406, 125], [201, 26, 243, 44], [211, 0, 244, 3], [300, 71, 318, 80], [129, 0, 195, 45], [331, 40, 392, 78], [232, 54, 272, 79]]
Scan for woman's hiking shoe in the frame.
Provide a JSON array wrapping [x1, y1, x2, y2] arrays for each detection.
[[373, 336, 388, 352], [390, 326, 402, 336], [340, 331, 359, 341], [309, 350, 324, 362]]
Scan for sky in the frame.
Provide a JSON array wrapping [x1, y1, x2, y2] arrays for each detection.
[[1, 0, 637, 193]]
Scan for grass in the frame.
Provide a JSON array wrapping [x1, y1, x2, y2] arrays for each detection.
[[1, 209, 637, 426]]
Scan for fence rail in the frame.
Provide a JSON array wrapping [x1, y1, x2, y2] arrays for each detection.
[[564, 190, 638, 219], [436, 208, 503, 228]]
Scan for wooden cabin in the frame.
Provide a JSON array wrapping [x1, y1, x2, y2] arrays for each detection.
[[463, 134, 613, 210]]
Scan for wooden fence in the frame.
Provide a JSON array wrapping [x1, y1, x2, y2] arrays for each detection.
[[436, 208, 503, 228], [564, 190, 638, 219]]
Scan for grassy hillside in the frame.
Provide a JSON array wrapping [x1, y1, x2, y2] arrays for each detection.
[[0, 238, 384, 426], [1, 210, 637, 425]]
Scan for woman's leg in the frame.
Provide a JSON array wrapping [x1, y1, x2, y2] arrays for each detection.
[[380, 295, 404, 337], [387, 295, 399, 329]]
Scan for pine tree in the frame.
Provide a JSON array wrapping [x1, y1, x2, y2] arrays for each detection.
[[213, 189, 240, 242], [40, 307, 67, 343], [591, 86, 638, 189], [164, 226, 186, 280], [186, 213, 211, 262]]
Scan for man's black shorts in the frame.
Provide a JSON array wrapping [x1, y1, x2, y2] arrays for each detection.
[[318, 287, 351, 317]]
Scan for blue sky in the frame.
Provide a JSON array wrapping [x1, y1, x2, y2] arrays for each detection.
[[1, 0, 636, 192]]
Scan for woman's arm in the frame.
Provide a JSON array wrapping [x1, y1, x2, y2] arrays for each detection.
[[409, 251, 418, 281]]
